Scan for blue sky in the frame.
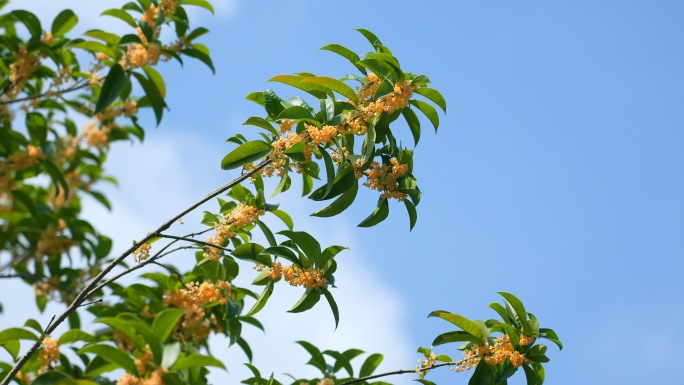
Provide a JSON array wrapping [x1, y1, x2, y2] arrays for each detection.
[[4, 1, 684, 384]]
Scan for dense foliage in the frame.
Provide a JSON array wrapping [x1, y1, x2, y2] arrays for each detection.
[[0, 1, 560, 384]]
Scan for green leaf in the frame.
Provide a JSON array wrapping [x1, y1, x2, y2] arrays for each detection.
[[523, 364, 544, 385], [132, 71, 165, 124], [221, 140, 272, 170], [263, 89, 285, 119], [51, 9, 78, 36], [58, 330, 96, 345], [11, 10, 41, 38], [358, 198, 389, 228], [432, 331, 482, 346], [311, 180, 358, 218], [320, 44, 366, 74], [277, 230, 321, 265], [276, 106, 313, 121], [162, 342, 181, 369], [402, 107, 421, 146], [152, 309, 184, 343], [261, 246, 300, 266], [414, 87, 447, 113], [498, 292, 527, 326], [468, 359, 494, 385], [489, 302, 511, 324], [69, 40, 115, 58], [256, 220, 277, 247], [289, 290, 320, 313], [96, 64, 127, 113], [404, 199, 417, 230], [359, 353, 383, 377], [270, 209, 293, 230], [246, 282, 273, 317], [355, 28, 382, 47], [79, 344, 137, 373], [172, 354, 226, 371], [268, 74, 329, 99], [182, 47, 215, 73], [320, 147, 336, 198], [321, 288, 339, 329], [232, 243, 270, 265], [0, 328, 39, 343], [244, 117, 277, 136], [245, 91, 264, 106], [538, 328, 563, 350], [182, 0, 215, 13], [428, 311, 484, 339], [2, 340, 19, 360], [32, 372, 77, 385], [358, 59, 398, 83], [410, 100, 439, 131], [100, 9, 137, 28], [301, 76, 357, 103]]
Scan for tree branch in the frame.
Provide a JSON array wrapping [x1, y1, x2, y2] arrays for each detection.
[[0, 158, 272, 385], [339, 361, 458, 385], [0, 82, 90, 105], [158, 233, 233, 253]]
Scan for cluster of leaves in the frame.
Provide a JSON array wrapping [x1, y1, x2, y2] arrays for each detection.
[[243, 342, 387, 385], [419, 293, 562, 385], [221, 28, 446, 230], [0, 0, 214, 307]]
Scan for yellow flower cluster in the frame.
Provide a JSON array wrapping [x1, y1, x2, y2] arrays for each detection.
[[7, 47, 41, 99], [455, 334, 532, 373], [160, 0, 178, 16], [133, 243, 152, 263], [84, 121, 110, 150], [163, 280, 233, 342], [317, 378, 334, 385], [251, 74, 414, 179], [204, 202, 265, 260], [363, 158, 408, 201], [257, 262, 327, 290], [2, 145, 45, 171], [39, 337, 59, 372], [35, 219, 77, 259], [415, 352, 437, 378], [116, 370, 165, 385]]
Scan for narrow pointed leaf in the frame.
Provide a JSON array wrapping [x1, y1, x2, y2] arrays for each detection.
[[414, 87, 447, 112], [410, 100, 439, 131], [312, 180, 358, 218], [96, 64, 127, 113], [221, 140, 272, 170], [428, 311, 484, 339], [358, 197, 389, 228], [301, 76, 357, 103]]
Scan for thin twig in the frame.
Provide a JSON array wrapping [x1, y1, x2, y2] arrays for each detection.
[[0, 82, 89, 105], [159, 233, 233, 253], [151, 261, 184, 284], [339, 361, 458, 385], [79, 299, 103, 308], [0, 158, 272, 385]]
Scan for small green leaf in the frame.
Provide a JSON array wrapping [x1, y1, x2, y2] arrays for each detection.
[[162, 342, 181, 369], [11, 10, 41, 38], [132, 71, 164, 124], [289, 290, 320, 313], [182, 47, 215, 73], [358, 197, 389, 228], [404, 199, 417, 230], [96, 64, 127, 113], [245, 92, 264, 106], [320, 43, 366, 74], [152, 309, 184, 343], [244, 117, 277, 136], [498, 292, 527, 326], [301, 76, 357, 103], [311, 180, 358, 218], [414, 87, 447, 113], [232, 243, 269, 265], [51, 9, 78, 36], [221, 141, 272, 170], [402, 107, 421, 146], [276, 106, 313, 120], [321, 288, 339, 329], [538, 328, 563, 350], [182, 0, 215, 13], [100, 9, 136, 28], [0, 328, 39, 343], [469, 359, 494, 385], [172, 354, 226, 371], [432, 331, 482, 346], [79, 344, 137, 373], [428, 311, 484, 339], [355, 28, 382, 47], [410, 100, 439, 131], [359, 353, 383, 377], [261, 246, 300, 266], [246, 282, 274, 317], [58, 330, 96, 345]]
